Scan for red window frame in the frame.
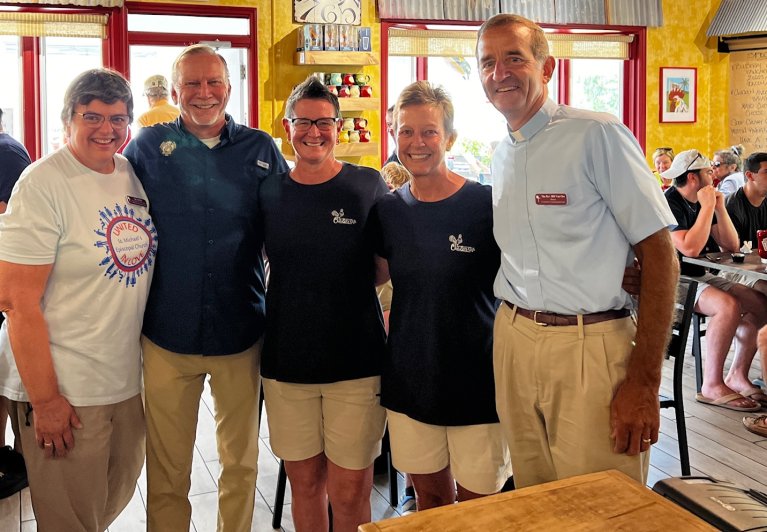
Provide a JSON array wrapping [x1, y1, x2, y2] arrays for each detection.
[[122, 2, 259, 128], [380, 20, 647, 164], [8, 2, 258, 160]]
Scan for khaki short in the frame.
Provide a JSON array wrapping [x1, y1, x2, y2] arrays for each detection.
[[262, 376, 386, 470], [386, 409, 512, 495]]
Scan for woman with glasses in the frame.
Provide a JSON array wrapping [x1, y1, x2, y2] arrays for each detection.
[[368, 81, 511, 510], [714, 144, 746, 197], [652, 147, 675, 190], [258, 76, 388, 532], [0, 69, 156, 530]]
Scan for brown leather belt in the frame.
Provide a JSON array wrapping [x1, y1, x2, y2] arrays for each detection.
[[504, 301, 631, 326]]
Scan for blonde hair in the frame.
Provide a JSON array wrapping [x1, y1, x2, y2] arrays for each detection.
[[394, 81, 455, 137], [381, 162, 411, 190]]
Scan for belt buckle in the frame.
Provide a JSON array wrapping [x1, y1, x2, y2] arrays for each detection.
[[533, 310, 549, 326]]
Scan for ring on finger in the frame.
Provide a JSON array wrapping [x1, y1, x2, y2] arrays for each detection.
[[44, 442, 53, 447], [642, 438, 652, 444]]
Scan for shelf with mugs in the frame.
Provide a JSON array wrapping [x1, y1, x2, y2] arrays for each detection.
[[338, 97, 379, 112], [282, 141, 378, 162], [294, 50, 378, 66]]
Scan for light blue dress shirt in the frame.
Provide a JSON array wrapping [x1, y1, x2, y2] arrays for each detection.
[[491, 99, 677, 315]]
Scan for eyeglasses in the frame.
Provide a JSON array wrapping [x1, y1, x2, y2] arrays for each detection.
[[684, 152, 703, 173], [287, 117, 339, 132], [74, 112, 131, 129]]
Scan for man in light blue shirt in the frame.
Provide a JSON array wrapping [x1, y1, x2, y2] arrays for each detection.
[[477, 13, 679, 488]]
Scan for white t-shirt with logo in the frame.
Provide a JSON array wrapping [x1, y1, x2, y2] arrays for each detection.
[[0, 146, 157, 406]]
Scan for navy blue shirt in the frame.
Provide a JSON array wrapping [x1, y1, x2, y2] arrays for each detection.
[[259, 163, 388, 383], [123, 116, 288, 355], [665, 186, 719, 278], [370, 181, 500, 426], [0, 133, 31, 203]]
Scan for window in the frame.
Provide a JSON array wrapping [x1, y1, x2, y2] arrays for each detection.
[[41, 36, 101, 154], [383, 23, 645, 171], [0, 36, 23, 141], [125, 4, 257, 128]]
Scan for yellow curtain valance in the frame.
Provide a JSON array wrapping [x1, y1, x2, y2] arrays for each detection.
[[0, 11, 107, 38], [388, 28, 633, 60]]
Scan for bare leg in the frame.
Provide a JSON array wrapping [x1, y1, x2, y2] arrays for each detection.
[[411, 467, 456, 510], [326, 460, 374, 532], [723, 284, 767, 395], [456, 483, 487, 502], [695, 286, 758, 409], [285, 453, 329, 532]]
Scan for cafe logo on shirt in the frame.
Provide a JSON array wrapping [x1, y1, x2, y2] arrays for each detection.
[[331, 209, 357, 225], [449, 234, 475, 253], [93, 202, 158, 287]]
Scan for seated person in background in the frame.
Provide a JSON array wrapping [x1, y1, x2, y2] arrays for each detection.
[[742, 326, 767, 437], [725, 151, 767, 402], [663, 149, 767, 411], [652, 147, 674, 190], [714, 144, 746, 197]]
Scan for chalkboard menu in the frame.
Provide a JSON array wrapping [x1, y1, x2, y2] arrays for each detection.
[[729, 50, 767, 154]]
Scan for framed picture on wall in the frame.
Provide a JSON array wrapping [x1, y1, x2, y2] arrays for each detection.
[[294, 0, 361, 25], [659, 67, 697, 123]]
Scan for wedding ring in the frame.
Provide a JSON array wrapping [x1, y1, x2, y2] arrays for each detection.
[[642, 438, 652, 444], [44, 442, 53, 447]]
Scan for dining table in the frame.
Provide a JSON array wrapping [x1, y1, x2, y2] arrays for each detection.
[[682, 251, 767, 282], [358, 470, 715, 531]]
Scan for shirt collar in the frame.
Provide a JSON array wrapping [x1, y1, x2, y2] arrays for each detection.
[[177, 114, 237, 146], [506, 99, 557, 145]]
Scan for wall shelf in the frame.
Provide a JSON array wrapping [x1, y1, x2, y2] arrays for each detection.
[[283, 142, 378, 161], [339, 98, 379, 112], [294, 51, 378, 66]]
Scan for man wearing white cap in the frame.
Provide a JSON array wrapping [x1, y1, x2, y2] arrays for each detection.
[[663, 148, 767, 412], [137, 74, 180, 128]]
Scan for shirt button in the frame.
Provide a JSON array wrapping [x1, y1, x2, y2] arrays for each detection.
[[208, 208, 214, 214], [207, 272, 213, 278], [208, 239, 214, 245]]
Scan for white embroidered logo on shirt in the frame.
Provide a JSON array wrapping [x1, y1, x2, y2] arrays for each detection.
[[331, 209, 357, 225], [449, 234, 475, 253]]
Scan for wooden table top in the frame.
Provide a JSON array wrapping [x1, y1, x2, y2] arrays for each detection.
[[682, 251, 767, 282], [358, 470, 715, 531]]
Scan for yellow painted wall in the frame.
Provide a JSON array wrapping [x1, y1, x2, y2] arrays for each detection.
[[645, 0, 729, 164], [138, 0, 381, 168]]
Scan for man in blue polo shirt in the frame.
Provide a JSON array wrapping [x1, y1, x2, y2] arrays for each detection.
[[124, 45, 287, 531]]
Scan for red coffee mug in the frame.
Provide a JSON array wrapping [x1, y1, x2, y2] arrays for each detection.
[[758, 229, 767, 259]]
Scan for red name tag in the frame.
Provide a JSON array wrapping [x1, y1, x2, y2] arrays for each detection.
[[535, 193, 568, 206]]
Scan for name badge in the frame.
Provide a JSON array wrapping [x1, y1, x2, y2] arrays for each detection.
[[535, 193, 567, 206], [256, 160, 270, 170], [126, 195, 148, 207]]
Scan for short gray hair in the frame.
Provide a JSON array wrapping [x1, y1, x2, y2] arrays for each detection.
[[171, 44, 230, 87], [61, 68, 133, 125], [477, 13, 550, 64], [285, 76, 340, 119]]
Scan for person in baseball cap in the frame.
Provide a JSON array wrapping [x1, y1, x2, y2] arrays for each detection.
[[137, 74, 179, 129], [661, 148, 711, 183], [664, 148, 767, 413]]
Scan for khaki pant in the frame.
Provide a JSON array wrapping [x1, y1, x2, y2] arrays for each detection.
[[493, 304, 649, 488], [142, 337, 261, 532], [11, 394, 144, 532]]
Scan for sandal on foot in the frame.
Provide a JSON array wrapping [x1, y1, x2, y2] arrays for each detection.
[[739, 387, 767, 408], [743, 415, 767, 437], [695, 392, 761, 412]]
